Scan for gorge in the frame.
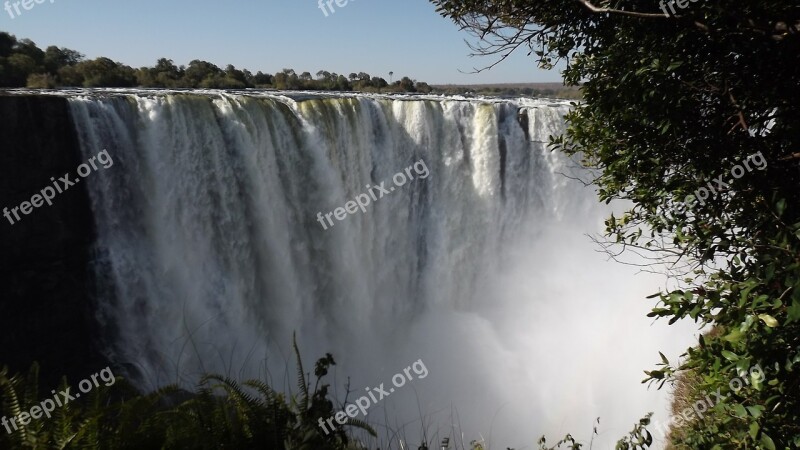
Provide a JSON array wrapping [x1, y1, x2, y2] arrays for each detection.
[[0, 90, 693, 448]]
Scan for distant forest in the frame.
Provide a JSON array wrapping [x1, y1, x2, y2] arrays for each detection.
[[0, 31, 578, 98], [0, 32, 431, 93]]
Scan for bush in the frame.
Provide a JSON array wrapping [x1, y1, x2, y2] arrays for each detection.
[[26, 73, 56, 89]]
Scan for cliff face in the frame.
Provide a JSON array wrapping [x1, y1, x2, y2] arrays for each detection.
[[0, 95, 106, 386]]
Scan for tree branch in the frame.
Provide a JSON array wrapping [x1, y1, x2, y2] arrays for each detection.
[[576, 0, 710, 30], [576, 0, 668, 19]]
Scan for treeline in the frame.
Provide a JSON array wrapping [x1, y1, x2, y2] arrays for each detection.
[[436, 85, 582, 99], [0, 32, 432, 93]]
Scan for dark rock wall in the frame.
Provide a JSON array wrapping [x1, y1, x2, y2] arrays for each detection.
[[0, 95, 106, 387]]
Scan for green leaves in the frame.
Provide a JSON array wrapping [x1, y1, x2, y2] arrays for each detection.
[[722, 350, 739, 362], [0, 350, 360, 450], [431, 0, 800, 448], [667, 61, 684, 72], [732, 403, 748, 418], [787, 298, 800, 323], [760, 433, 776, 450], [749, 421, 760, 439], [757, 314, 779, 328], [745, 405, 764, 419], [776, 198, 787, 217]]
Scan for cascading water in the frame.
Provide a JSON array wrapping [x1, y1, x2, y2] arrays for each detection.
[[65, 90, 694, 449]]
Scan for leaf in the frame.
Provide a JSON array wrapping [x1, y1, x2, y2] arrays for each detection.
[[342, 417, 377, 437], [760, 433, 776, 450], [749, 421, 760, 439], [751, 371, 764, 391], [787, 299, 800, 323], [722, 350, 740, 362], [667, 61, 683, 71], [292, 332, 309, 414], [740, 315, 755, 332], [758, 314, 779, 328], [732, 403, 747, 418], [746, 405, 763, 419], [736, 358, 752, 377], [723, 328, 744, 343], [776, 198, 786, 217]]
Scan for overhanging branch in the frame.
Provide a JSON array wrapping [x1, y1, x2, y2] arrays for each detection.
[[577, 0, 710, 30], [576, 0, 668, 19]]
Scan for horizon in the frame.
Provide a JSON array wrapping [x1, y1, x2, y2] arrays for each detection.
[[0, 0, 564, 85]]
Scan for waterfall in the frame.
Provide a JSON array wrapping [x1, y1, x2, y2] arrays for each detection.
[[66, 90, 690, 448]]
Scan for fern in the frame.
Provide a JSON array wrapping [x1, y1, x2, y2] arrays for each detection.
[[201, 374, 265, 439], [341, 417, 377, 437], [293, 332, 310, 416], [0, 365, 28, 445], [0, 344, 373, 450]]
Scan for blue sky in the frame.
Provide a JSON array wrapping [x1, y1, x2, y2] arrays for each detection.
[[1, 0, 563, 84]]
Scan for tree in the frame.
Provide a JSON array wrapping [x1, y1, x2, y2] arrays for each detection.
[[273, 71, 288, 89], [432, 0, 800, 448], [399, 76, 415, 92], [370, 77, 387, 89], [252, 71, 272, 86], [335, 74, 351, 91], [75, 57, 136, 87], [415, 81, 432, 93], [242, 69, 254, 86], [26, 73, 56, 88], [144, 58, 183, 87], [135, 67, 157, 87], [43, 46, 84, 75], [57, 64, 84, 87], [3, 54, 37, 86], [0, 32, 15, 57], [12, 39, 44, 65], [287, 73, 300, 89], [224, 64, 249, 87], [0, 31, 438, 93], [183, 60, 222, 87]]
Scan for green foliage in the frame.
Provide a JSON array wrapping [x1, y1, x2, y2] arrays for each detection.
[[0, 341, 375, 449], [0, 363, 96, 449], [432, 0, 800, 448], [0, 30, 427, 93], [76, 57, 136, 87], [43, 46, 83, 75]]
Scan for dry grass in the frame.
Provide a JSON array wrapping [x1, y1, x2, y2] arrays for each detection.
[[663, 326, 723, 450]]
